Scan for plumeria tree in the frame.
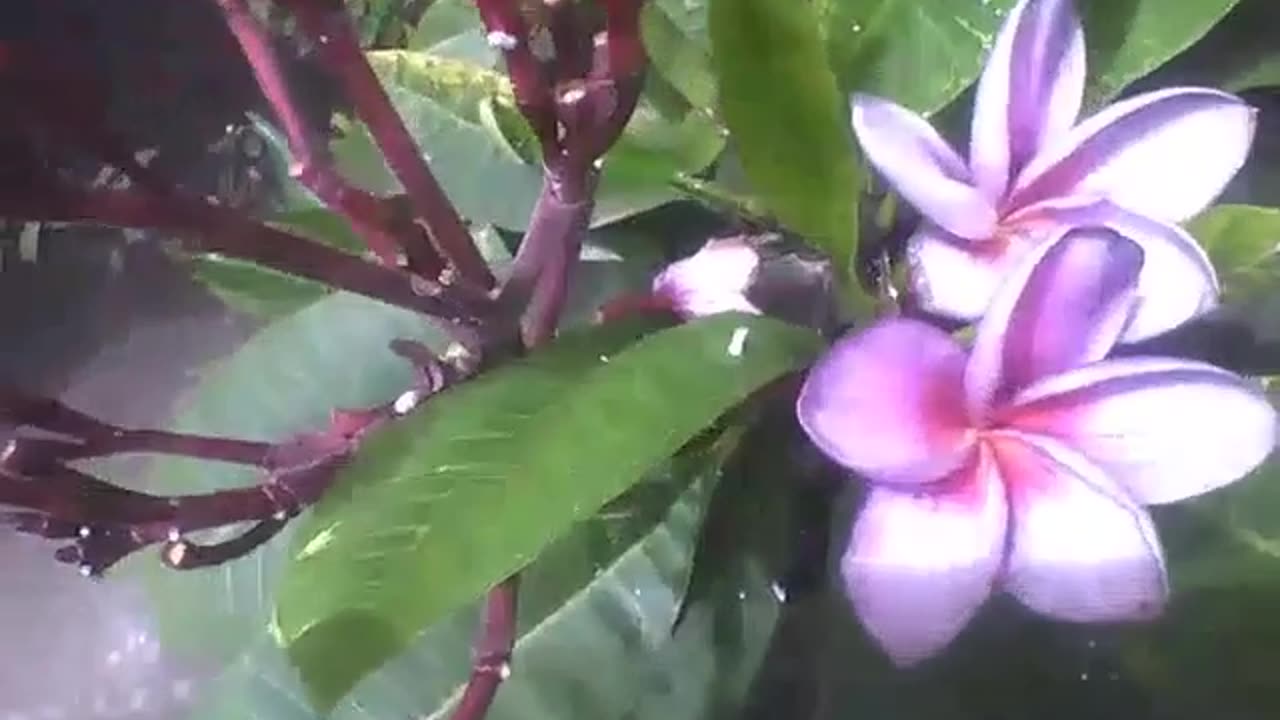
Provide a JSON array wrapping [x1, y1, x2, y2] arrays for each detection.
[[4, 0, 1280, 718]]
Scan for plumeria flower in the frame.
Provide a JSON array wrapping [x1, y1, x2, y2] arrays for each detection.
[[852, 0, 1256, 341], [796, 230, 1277, 665], [651, 237, 762, 319]]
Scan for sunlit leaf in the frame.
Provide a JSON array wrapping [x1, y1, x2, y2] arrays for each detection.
[[274, 314, 823, 709]]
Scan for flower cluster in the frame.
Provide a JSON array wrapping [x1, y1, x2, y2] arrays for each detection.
[[792, 0, 1278, 664]]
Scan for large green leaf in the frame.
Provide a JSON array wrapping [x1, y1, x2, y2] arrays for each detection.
[[1186, 203, 1280, 303], [1080, 0, 1241, 106], [182, 446, 755, 720], [274, 314, 823, 709], [823, 0, 1018, 116], [710, 0, 862, 274]]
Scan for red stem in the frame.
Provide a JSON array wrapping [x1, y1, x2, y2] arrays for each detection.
[[448, 576, 519, 720], [281, 0, 496, 288], [215, 0, 445, 275]]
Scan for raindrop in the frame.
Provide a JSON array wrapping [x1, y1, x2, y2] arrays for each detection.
[[78, 526, 92, 539], [851, 22, 862, 32], [485, 31, 519, 50], [769, 581, 788, 604], [1079, 671, 1089, 681], [737, 590, 747, 601], [105, 650, 123, 667], [166, 527, 182, 543], [498, 662, 513, 680], [393, 389, 421, 415]]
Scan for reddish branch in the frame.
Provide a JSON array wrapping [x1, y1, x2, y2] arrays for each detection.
[[276, 0, 497, 289], [0, 349, 461, 576], [216, 0, 437, 273]]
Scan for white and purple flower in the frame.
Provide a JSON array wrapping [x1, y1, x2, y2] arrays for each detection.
[[796, 230, 1277, 665], [852, 0, 1256, 340]]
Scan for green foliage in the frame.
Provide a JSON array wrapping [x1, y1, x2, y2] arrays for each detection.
[[1080, 0, 1242, 105], [274, 314, 822, 709], [709, 0, 862, 276], [1186, 204, 1280, 303], [822, 0, 1019, 116]]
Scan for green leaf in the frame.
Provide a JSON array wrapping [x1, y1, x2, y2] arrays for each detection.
[[275, 314, 823, 710], [1185, 203, 1280, 303], [823, 0, 1018, 116], [408, 0, 495, 63], [333, 53, 542, 231], [180, 436, 779, 720], [642, 2, 718, 111], [1081, 0, 1241, 106], [710, 0, 862, 273], [1120, 443, 1280, 716]]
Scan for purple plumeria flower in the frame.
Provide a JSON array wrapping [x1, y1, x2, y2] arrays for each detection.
[[651, 237, 762, 319], [852, 0, 1256, 341], [796, 230, 1277, 666]]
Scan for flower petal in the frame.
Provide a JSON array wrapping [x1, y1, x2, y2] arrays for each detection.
[[995, 432, 1168, 622], [905, 223, 1038, 322], [969, 0, 1085, 199], [797, 319, 973, 485], [652, 237, 761, 319], [1005, 357, 1278, 504], [1010, 199, 1219, 341], [965, 230, 1142, 417], [842, 448, 1006, 665], [1009, 88, 1257, 222], [851, 94, 998, 239]]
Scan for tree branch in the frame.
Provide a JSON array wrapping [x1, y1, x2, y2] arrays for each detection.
[[276, 0, 496, 288], [215, 0, 447, 276]]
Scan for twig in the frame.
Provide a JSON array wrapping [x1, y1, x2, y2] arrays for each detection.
[[0, 341, 465, 576]]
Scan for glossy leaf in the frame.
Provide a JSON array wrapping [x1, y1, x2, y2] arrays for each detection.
[[824, 0, 1018, 116], [710, 0, 862, 273], [183, 446, 759, 720], [274, 314, 823, 710], [1081, 0, 1241, 106], [1186, 203, 1280, 303]]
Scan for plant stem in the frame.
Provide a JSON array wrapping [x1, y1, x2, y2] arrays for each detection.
[[280, 0, 496, 288], [216, 0, 442, 274], [0, 180, 486, 336], [446, 575, 519, 720]]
